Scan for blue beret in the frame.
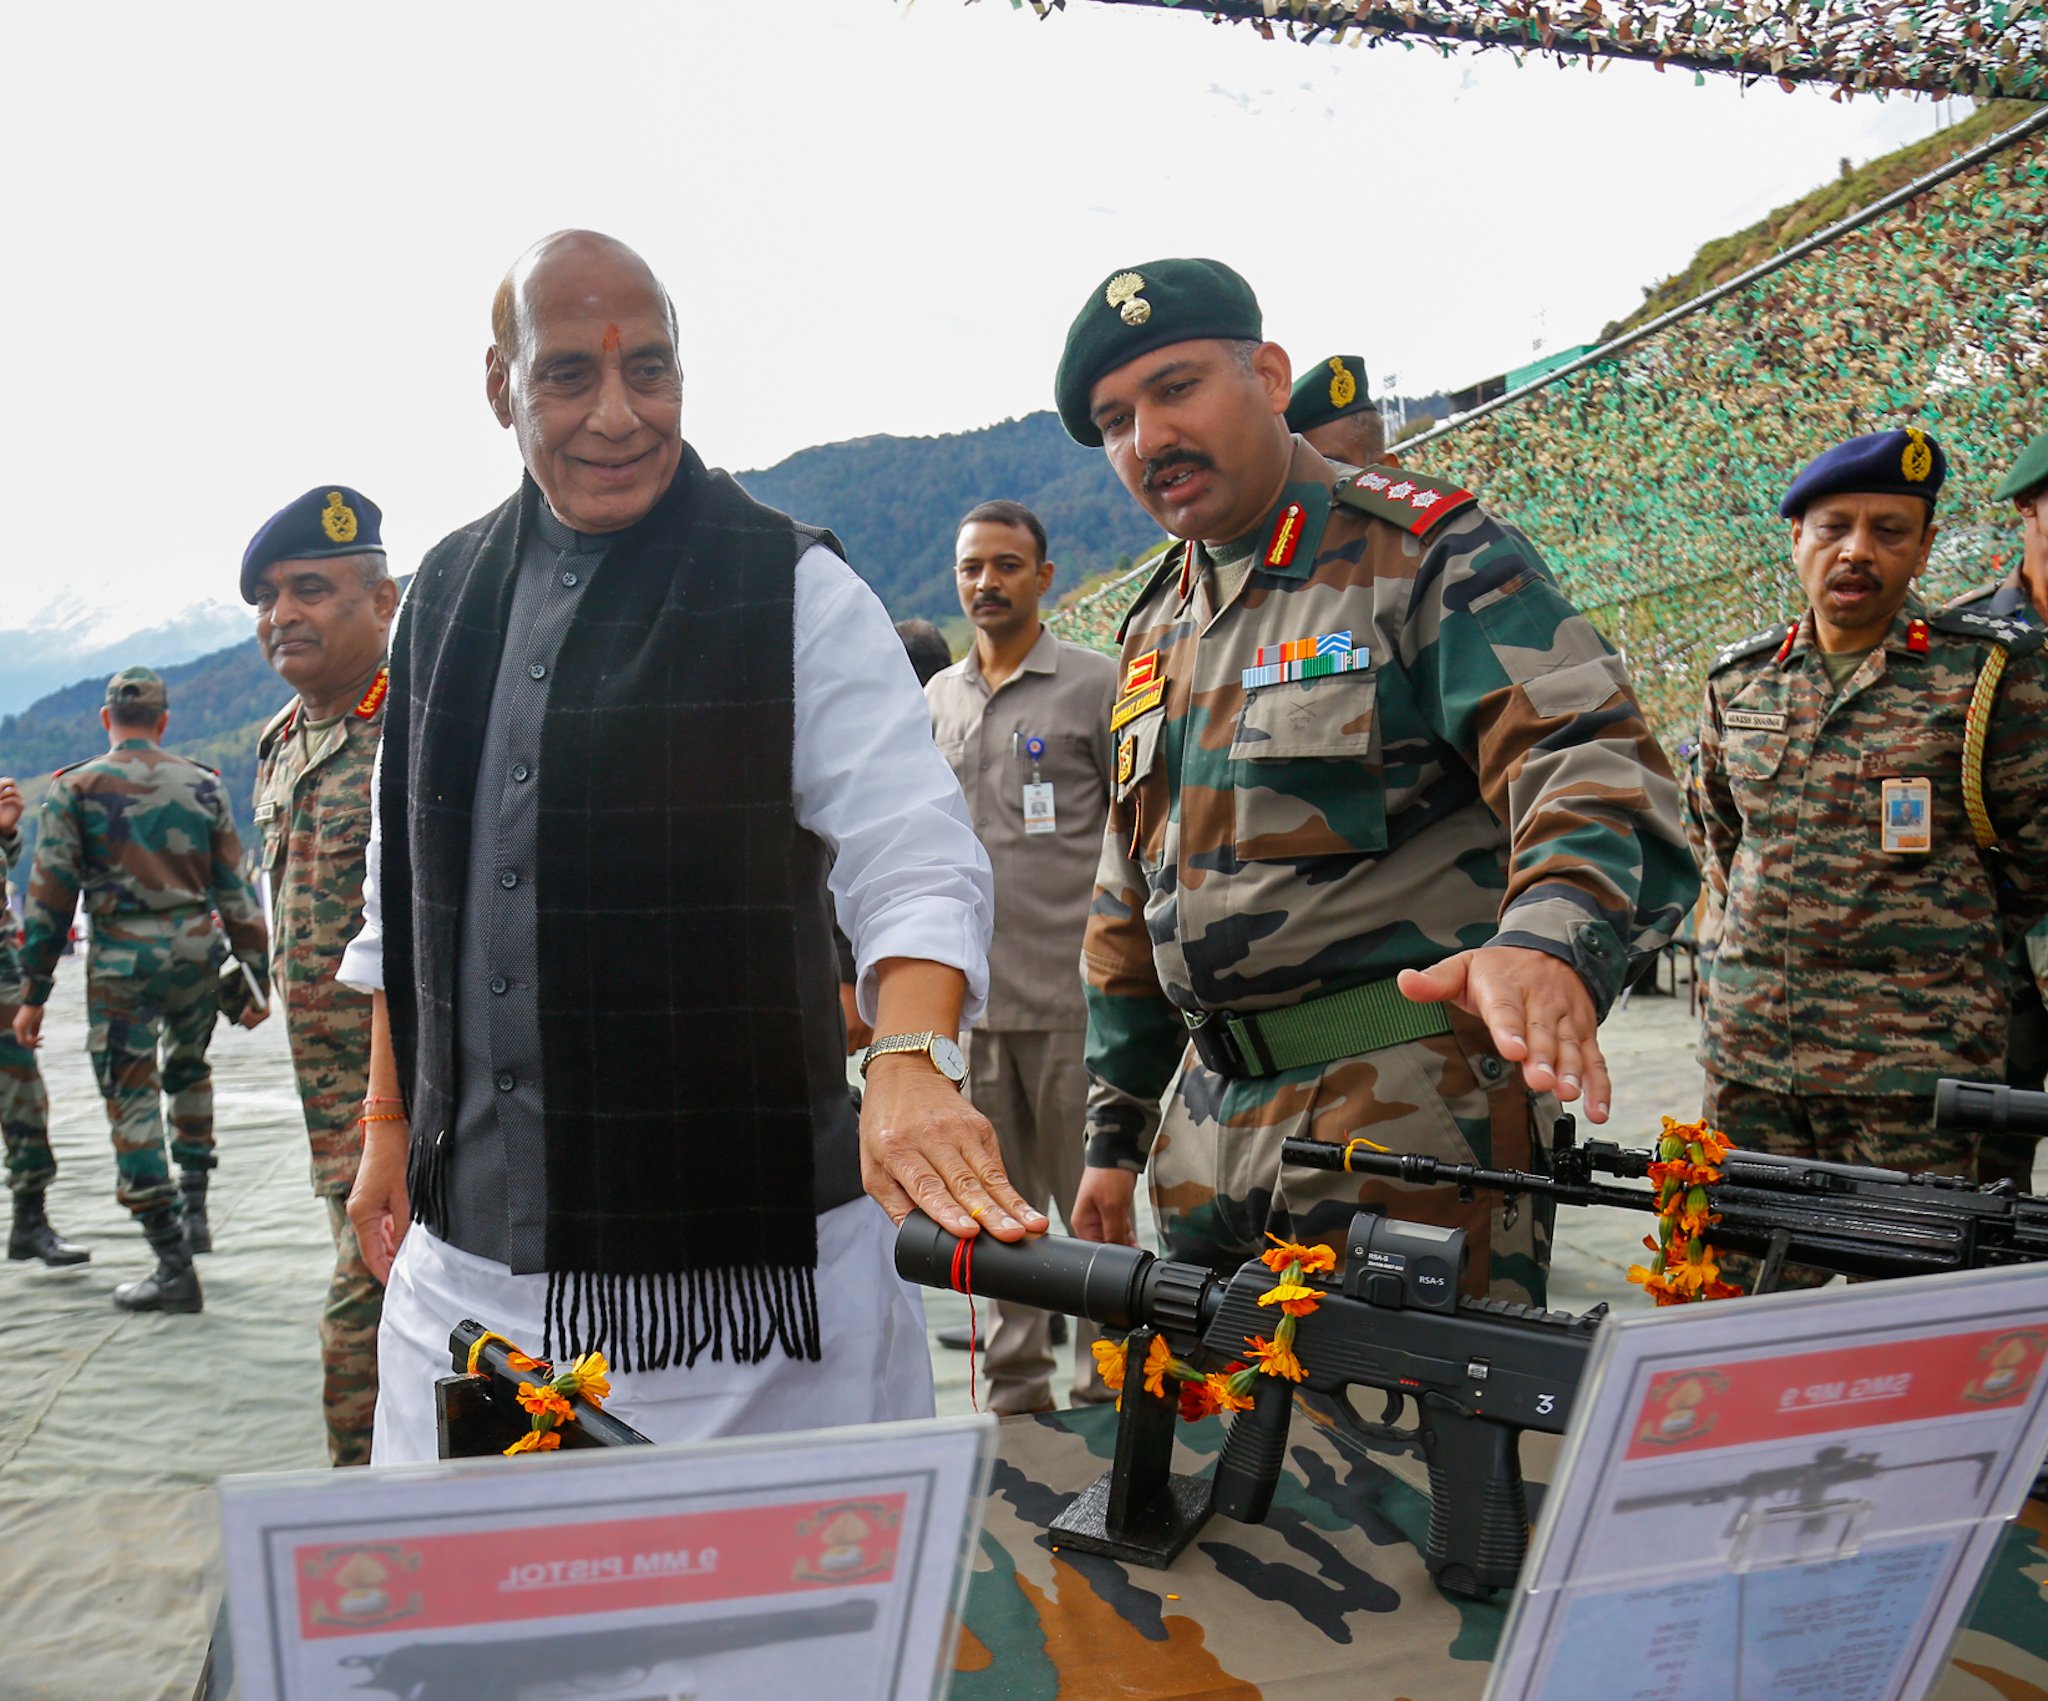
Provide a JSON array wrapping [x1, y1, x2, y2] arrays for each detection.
[[241, 486, 385, 603], [1779, 429, 1946, 519]]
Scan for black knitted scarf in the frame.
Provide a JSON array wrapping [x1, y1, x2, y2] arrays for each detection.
[[380, 448, 833, 1372]]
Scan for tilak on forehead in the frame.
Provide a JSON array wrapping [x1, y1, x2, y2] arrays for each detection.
[[602, 323, 622, 352]]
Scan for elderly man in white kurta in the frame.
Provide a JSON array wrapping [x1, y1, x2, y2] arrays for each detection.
[[340, 230, 1043, 1461]]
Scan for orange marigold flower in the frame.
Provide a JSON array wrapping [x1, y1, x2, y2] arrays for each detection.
[[1178, 1379, 1219, 1421], [1244, 1335, 1305, 1383], [558, 1352, 611, 1406], [1260, 1235, 1337, 1276], [517, 1382, 575, 1423], [504, 1349, 544, 1373], [1207, 1373, 1255, 1413], [1091, 1337, 1127, 1395], [504, 1428, 562, 1455], [1257, 1278, 1320, 1315], [1142, 1334, 1174, 1399], [1695, 1127, 1733, 1163]]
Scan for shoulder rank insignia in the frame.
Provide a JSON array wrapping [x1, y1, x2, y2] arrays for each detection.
[[354, 664, 391, 720], [1907, 617, 1930, 655], [1333, 467, 1477, 538], [1931, 605, 2045, 657], [1709, 622, 1797, 677]]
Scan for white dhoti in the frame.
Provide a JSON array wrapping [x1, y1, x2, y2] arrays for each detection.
[[371, 1196, 935, 1464]]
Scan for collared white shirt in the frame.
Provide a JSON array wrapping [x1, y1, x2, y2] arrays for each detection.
[[339, 543, 992, 1024]]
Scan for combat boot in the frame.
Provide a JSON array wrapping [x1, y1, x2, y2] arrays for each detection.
[[180, 1170, 213, 1255], [113, 1204, 203, 1314], [7, 1192, 91, 1266]]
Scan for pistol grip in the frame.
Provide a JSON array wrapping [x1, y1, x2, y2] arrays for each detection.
[[1211, 1375, 1293, 1523], [1421, 1399, 1529, 1598]]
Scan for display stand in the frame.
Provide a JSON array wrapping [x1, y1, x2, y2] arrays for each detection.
[[216, 1412, 994, 1701], [1487, 1263, 2048, 1701]]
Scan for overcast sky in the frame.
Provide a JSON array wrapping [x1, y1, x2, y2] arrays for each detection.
[[1, 0, 1959, 634]]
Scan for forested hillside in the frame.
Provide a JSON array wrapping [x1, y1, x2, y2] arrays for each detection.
[[737, 412, 1161, 621], [0, 639, 280, 850]]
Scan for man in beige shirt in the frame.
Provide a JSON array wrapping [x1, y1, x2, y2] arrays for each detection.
[[926, 500, 1117, 1413]]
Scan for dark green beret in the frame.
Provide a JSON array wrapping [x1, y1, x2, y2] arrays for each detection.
[[1993, 430, 2048, 502], [1055, 258, 1262, 447], [1286, 355, 1372, 433]]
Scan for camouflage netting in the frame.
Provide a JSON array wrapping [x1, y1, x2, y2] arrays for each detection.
[[1051, 118, 2048, 756], [1026, 0, 2048, 100]]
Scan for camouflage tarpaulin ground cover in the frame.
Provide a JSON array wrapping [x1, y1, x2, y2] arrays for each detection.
[[1051, 117, 2048, 756]]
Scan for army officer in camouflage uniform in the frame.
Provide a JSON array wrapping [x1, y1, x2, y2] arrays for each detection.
[[13, 669, 270, 1312], [1948, 429, 2048, 1110], [1696, 430, 2048, 1224], [245, 485, 397, 1466], [2, 774, 88, 1265], [1054, 260, 1697, 1301]]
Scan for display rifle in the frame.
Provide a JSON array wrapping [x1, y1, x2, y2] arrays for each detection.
[[1292, 1078, 2048, 1294], [895, 1208, 1600, 1598], [341, 1599, 879, 1701], [1609, 1441, 2000, 1539]]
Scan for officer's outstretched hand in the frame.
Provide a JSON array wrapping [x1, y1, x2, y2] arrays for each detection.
[[1398, 945, 1610, 1123], [1071, 1166, 1139, 1247], [861, 1054, 1046, 1243]]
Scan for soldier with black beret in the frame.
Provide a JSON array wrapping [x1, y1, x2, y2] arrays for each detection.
[[1284, 354, 1394, 470], [245, 484, 397, 1465], [1056, 257, 1696, 1299], [1696, 429, 2048, 1259]]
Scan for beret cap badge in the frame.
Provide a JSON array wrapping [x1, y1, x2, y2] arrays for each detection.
[[1105, 271, 1151, 328], [1901, 428, 1934, 484], [321, 490, 359, 545], [1327, 357, 1357, 410]]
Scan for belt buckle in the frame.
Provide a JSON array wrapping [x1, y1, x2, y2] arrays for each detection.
[[1184, 1008, 1246, 1080]]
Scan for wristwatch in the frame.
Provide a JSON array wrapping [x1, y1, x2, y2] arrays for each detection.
[[860, 1031, 969, 1086]]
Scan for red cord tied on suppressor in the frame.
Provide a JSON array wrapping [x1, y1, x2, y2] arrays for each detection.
[[949, 1231, 980, 1414]]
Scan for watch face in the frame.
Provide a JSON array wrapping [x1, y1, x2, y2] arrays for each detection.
[[929, 1035, 968, 1083]]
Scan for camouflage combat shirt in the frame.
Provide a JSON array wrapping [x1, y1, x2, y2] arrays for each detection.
[[19, 739, 269, 1003], [253, 663, 387, 1195], [1083, 441, 1699, 1163], [1, 828, 24, 1004], [1697, 595, 2048, 1095]]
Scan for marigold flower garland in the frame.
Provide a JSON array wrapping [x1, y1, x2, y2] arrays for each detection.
[[1626, 1117, 1744, 1305], [1091, 1235, 1335, 1418], [468, 1345, 613, 1455]]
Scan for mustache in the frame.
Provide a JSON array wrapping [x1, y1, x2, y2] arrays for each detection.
[[1142, 450, 1214, 494], [1826, 567, 1878, 593], [972, 594, 1011, 610]]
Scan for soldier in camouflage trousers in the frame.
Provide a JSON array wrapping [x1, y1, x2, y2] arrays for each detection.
[[243, 483, 399, 1467], [1696, 431, 2048, 1281], [13, 669, 269, 1311], [2, 776, 88, 1265], [1051, 261, 1698, 1305]]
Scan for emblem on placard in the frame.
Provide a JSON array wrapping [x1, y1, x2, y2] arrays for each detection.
[[1117, 734, 1137, 785], [792, 1500, 901, 1585], [1105, 271, 1151, 327], [302, 1543, 424, 1629], [1902, 427, 1933, 483], [1962, 1329, 2048, 1406], [1327, 357, 1356, 409], [1633, 1370, 1730, 1448], [321, 490, 358, 544]]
